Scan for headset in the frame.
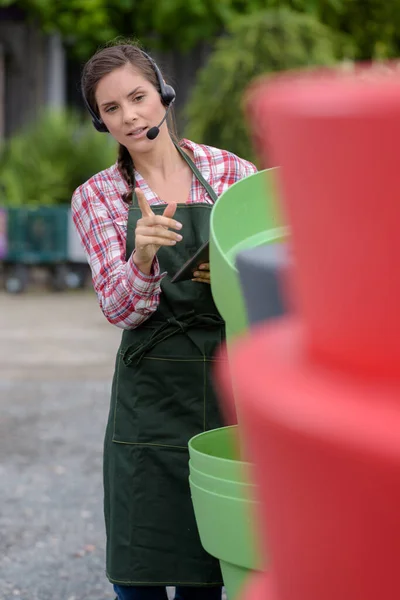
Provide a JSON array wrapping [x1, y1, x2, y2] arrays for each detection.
[[81, 49, 176, 138]]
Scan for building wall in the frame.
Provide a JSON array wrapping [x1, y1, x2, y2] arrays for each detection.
[[0, 6, 63, 140]]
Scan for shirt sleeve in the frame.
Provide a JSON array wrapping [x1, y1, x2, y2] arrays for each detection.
[[240, 157, 258, 178], [71, 183, 165, 330]]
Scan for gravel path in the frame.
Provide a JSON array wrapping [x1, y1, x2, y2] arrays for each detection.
[[0, 290, 225, 600], [0, 291, 119, 600]]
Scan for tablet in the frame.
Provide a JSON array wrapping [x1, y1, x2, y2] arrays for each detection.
[[170, 240, 209, 284]]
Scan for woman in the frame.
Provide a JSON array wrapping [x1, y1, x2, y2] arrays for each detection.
[[72, 41, 256, 600]]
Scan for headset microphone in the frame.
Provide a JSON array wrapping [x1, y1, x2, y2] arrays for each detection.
[[146, 100, 175, 140]]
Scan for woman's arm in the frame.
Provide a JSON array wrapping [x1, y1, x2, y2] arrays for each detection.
[[72, 184, 164, 330]]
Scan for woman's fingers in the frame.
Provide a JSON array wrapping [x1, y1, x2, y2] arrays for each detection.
[[136, 188, 154, 219], [136, 235, 179, 247], [136, 188, 181, 230], [136, 225, 183, 242], [192, 266, 211, 284], [134, 189, 183, 259], [139, 214, 182, 231], [163, 202, 178, 220]]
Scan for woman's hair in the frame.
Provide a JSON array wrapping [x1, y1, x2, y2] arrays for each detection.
[[81, 41, 178, 202]]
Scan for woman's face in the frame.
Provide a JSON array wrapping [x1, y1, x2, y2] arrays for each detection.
[[95, 63, 166, 150]]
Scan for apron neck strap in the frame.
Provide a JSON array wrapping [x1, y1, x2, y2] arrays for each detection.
[[130, 140, 218, 207], [173, 142, 218, 202]]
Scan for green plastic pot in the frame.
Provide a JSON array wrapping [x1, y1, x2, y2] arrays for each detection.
[[189, 427, 262, 600], [189, 479, 262, 599], [209, 167, 285, 341], [189, 463, 256, 497], [189, 169, 285, 598], [188, 424, 242, 478]]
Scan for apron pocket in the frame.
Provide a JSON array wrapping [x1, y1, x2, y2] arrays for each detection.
[[112, 327, 225, 446], [113, 352, 214, 446]]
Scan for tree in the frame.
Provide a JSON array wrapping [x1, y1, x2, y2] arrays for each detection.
[[256, 0, 400, 59], [308, 0, 400, 59], [1, 0, 400, 59], [0, 0, 286, 57], [184, 8, 353, 163]]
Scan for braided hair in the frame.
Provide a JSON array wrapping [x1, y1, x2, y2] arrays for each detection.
[[117, 144, 135, 204]]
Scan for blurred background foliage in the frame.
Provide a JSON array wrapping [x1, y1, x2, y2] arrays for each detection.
[[0, 0, 399, 203], [1, 0, 399, 58], [184, 8, 354, 162], [0, 111, 116, 206]]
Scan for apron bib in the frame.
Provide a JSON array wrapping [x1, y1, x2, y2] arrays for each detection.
[[104, 145, 226, 586]]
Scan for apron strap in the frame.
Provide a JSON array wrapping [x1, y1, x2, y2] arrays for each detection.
[[122, 312, 225, 366], [174, 142, 218, 203], [125, 140, 217, 260]]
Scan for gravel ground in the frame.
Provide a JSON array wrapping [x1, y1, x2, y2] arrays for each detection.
[[0, 378, 115, 600], [0, 290, 225, 600], [0, 290, 119, 600]]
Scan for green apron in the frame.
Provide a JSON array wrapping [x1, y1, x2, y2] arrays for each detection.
[[104, 145, 226, 587]]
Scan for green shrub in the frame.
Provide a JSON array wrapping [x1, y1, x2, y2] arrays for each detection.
[[0, 110, 117, 206], [184, 8, 354, 163]]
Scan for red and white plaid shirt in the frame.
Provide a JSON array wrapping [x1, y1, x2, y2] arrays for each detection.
[[72, 138, 257, 329]]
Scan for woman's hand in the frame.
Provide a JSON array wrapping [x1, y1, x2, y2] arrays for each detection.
[[134, 188, 182, 274], [192, 263, 211, 284]]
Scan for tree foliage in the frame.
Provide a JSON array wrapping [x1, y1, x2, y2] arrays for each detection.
[[184, 8, 353, 163], [2, 0, 400, 59], [0, 110, 116, 205], [0, 0, 282, 57]]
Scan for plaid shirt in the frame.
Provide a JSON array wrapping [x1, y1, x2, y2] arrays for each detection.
[[72, 138, 257, 329]]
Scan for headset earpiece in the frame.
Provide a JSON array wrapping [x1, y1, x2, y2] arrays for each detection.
[[91, 116, 109, 133], [141, 51, 176, 106], [81, 86, 109, 133], [160, 83, 176, 106]]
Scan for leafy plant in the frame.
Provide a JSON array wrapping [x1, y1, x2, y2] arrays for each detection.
[[306, 0, 400, 60], [0, 0, 282, 57], [0, 110, 117, 206], [2, 0, 399, 58], [184, 8, 354, 163]]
